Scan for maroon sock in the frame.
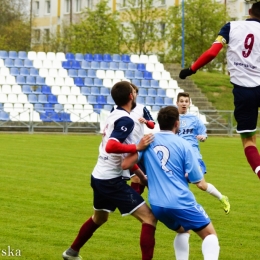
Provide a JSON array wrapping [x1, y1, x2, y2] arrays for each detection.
[[244, 146, 260, 178], [140, 223, 156, 260], [71, 217, 100, 252], [131, 182, 140, 194], [139, 184, 146, 195]]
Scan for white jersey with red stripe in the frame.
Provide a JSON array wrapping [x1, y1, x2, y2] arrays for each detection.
[[227, 20, 260, 87], [92, 107, 134, 180]]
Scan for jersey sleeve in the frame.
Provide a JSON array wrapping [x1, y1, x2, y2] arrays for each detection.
[[110, 116, 135, 143], [196, 117, 207, 137], [143, 106, 155, 122], [217, 22, 230, 44]]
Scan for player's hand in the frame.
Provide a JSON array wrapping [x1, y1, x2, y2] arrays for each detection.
[[179, 67, 196, 79], [136, 133, 154, 151], [138, 117, 147, 124], [196, 135, 206, 142]]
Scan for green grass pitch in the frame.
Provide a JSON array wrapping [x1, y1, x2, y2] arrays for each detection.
[[0, 133, 259, 259]]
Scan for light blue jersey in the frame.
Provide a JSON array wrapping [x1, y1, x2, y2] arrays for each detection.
[[138, 131, 203, 209], [178, 113, 207, 159]]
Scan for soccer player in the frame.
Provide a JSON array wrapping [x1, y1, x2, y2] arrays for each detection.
[[62, 81, 157, 260], [176, 92, 230, 214], [122, 106, 220, 260], [129, 84, 155, 195], [179, 1, 260, 180]]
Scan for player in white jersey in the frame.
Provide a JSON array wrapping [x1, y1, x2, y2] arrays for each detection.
[[179, 1, 260, 180], [62, 81, 157, 260], [176, 92, 230, 214], [122, 106, 220, 260]]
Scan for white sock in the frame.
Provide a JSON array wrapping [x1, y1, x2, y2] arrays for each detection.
[[202, 234, 220, 260], [206, 183, 222, 200], [173, 233, 190, 260]]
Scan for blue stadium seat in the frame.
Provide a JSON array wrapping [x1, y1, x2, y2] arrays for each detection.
[[47, 94, 58, 104], [155, 96, 164, 106], [26, 76, 36, 85], [18, 51, 27, 60], [93, 104, 103, 114], [87, 69, 96, 78], [151, 105, 161, 111], [94, 78, 103, 87], [71, 60, 81, 69], [151, 80, 159, 88], [134, 71, 143, 79], [54, 104, 64, 112], [30, 68, 39, 76], [36, 76, 45, 85], [100, 61, 109, 70], [17, 75, 26, 85], [65, 53, 75, 60], [138, 88, 147, 96], [32, 86, 42, 94], [125, 70, 135, 79], [0, 50, 8, 59], [9, 51, 18, 59], [157, 88, 166, 97], [23, 59, 33, 68], [136, 96, 145, 105], [0, 111, 10, 121], [106, 95, 114, 105], [84, 77, 94, 87], [132, 79, 141, 87], [112, 54, 121, 62], [20, 68, 30, 76], [5, 58, 14, 67], [143, 71, 153, 80], [119, 62, 128, 71], [145, 96, 155, 106], [91, 61, 100, 69], [148, 88, 157, 97], [103, 104, 113, 111], [137, 63, 146, 71], [109, 62, 119, 70], [44, 103, 54, 112], [62, 60, 71, 69], [68, 69, 78, 78], [164, 97, 173, 105], [97, 95, 107, 105], [74, 77, 84, 87], [103, 54, 112, 62], [100, 87, 110, 95], [60, 112, 71, 122], [128, 63, 137, 70], [91, 87, 100, 95], [38, 94, 48, 103], [141, 79, 150, 88], [121, 54, 130, 63], [22, 85, 32, 94], [28, 94, 38, 103], [75, 53, 84, 61], [84, 53, 93, 61], [14, 58, 24, 67], [87, 95, 97, 104], [81, 87, 91, 95], [78, 69, 87, 78], [10, 67, 19, 76], [34, 103, 45, 113], [81, 60, 91, 69], [41, 85, 51, 94], [93, 54, 103, 62]]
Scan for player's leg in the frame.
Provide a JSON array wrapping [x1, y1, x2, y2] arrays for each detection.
[[173, 227, 190, 260], [131, 174, 141, 194], [195, 223, 220, 260]]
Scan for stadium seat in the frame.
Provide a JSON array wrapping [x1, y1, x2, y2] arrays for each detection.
[[34, 103, 45, 113], [131, 79, 141, 87], [33, 59, 43, 69], [91, 61, 100, 69], [4, 102, 13, 112], [2, 85, 12, 94], [23, 59, 33, 68], [112, 54, 121, 62], [146, 63, 155, 72], [0, 111, 10, 121], [71, 60, 81, 69], [87, 69, 97, 78], [58, 95, 68, 104], [66, 53, 75, 60], [152, 71, 162, 80], [96, 95, 106, 105], [141, 79, 150, 88], [100, 87, 110, 95], [103, 54, 112, 62], [56, 52, 66, 61], [84, 53, 93, 61], [148, 89, 157, 97], [151, 80, 159, 88], [0, 75, 6, 84], [37, 52, 47, 60], [93, 104, 103, 114], [9, 51, 18, 59], [81, 60, 91, 69], [44, 103, 54, 112], [58, 68, 68, 77], [121, 54, 131, 63], [130, 54, 140, 63], [138, 88, 147, 96], [38, 94, 48, 104], [52, 60, 62, 69], [100, 61, 109, 70], [5, 58, 14, 68], [75, 53, 84, 61], [151, 105, 161, 111], [157, 88, 166, 97], [136, 96, 145, 105], [155, 96, 164, 106], [30, 68, 39, 76], [105, 70, 115, 79], [143, 71, 153, 80], [1, 67, 10, 76], [125, 70, 135, 80], [94, 78, 103, 87], [48, 68, 58, 77], [137, 63, 146, 71], [67, 95, 77, 104], [12, 84, 22, 94], [54, 104, 64, 113], [0, 93, 7, 103], [47, 94, 58, 104], [28, 94, 38, 103], [119, 62, 128, 71], [64, 77, 75, 86], [103, 78, 113, 88], [70, 86, 81, 96], [139, 55, 149, 64], [14, 59, 24, 68], [35, 76, 45, 85], [145, 96, 155, 106], [51, 86, 61, 95], [110, 62, 119, 70], [0, 50, 8, 59], [31, 85, 42, 94], [62, 60, 71, 69], [46, 52, 56, 60], [26, 76, 36, 85], [6, 75, 16, 85], [74, 77, 84, 87], [91, 87, 100, 95], [18, 51, 27, 60], [81, 87, 91, 95], [41, 85, 51, 94], [68, 69, 78, 78], [93, 54, 103, 62], [61, 86, 71, 95], [78, 69, 87, 78], [164, 97, 173, 106], [17, 93, 28, 103], [106, 95, 114, 105], [155, 63, 164, 72], [148, 55, 159, 63], [168, 79, 179, 89], [103, 104, 113, 111], [77, 95, 87, 105], [161, 71, 171, 80], [134, 70, 143, 79]]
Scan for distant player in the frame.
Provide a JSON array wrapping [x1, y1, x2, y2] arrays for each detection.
[[122, 106, 220, 260], [176, 92, 230, 214], [62, 81, 156, 260], [179, 1, 260, 180]]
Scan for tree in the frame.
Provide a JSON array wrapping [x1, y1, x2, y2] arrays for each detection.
[[120, 0, 166, 55], [67, 0, 121, 54], [165, 0, 230, 71]]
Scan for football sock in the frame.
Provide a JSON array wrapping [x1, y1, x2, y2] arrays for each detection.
[[206, 183, 222, 200], [131, 182, 141, 194], [173, 233, 190, 260], [140, 223, 156, 260], [202, 234, 220, 260], [71, 217, 100, 252], [244, 146, 260, 178]]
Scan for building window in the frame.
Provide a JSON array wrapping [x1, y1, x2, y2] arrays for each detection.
[[160, 23, 165, 37], [65, 0, 71, 13], [35, 1, 40, 16], [75, 0, 82, 12], [86, 0, 93, 9], [34, 29, 41, 42], [122, 0, 127, 7], [161, 0, 166, 5], [45, 1, 51, 14], [44, 29, 50, 41]]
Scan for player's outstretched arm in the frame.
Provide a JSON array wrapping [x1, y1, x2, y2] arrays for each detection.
[[121, 153, 139, 170]]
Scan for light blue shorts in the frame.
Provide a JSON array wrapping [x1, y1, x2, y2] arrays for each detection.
[[151, 203, 211, 232]]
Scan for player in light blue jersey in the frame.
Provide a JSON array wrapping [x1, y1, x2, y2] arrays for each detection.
[[176, 92, 230, 214], [122, 106, 220, 260]]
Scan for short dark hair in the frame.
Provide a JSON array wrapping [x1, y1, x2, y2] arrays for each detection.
[[251, 2, 260, 18], [157, 106, 179, 130], [130, 83, 139, 94], [177, 92, 190, 102], [111, 81, 133, 106]]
